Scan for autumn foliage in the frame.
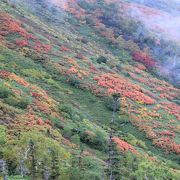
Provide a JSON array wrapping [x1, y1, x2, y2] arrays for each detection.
[[0, 70, 11, 79], [60, 45, 71, 52], [133, 51, 156, 68], [153, 137, 180, 155], [94, 73, 155, 104], [112, 136, 137, 154], [0, 12, 52, 53], [15, 39, 29, 47]]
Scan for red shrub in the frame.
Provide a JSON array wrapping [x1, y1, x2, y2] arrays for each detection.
[[43, 44, 52, 53], [75, 53, 85, 60], [94, 73, 155, 104], [153, 137, 180, 154], [0, 13, 29, 38], [15, 39, 28, 47], [0, 70, 11, 79], [133, 51, 156, 68], [60, 45, 70, 52], [112, 137, 137, 154], [9, 73, 30, 87], [158, 131, 175, 138], [32, 92, 42, 99], [34, 41, 52, 53], [37, 118, 44, 125]]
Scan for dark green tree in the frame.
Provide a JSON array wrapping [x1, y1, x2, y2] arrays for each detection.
[[107, 94, 120, 180], [50, 149, 60, 180], [29, 140, 37, 180]]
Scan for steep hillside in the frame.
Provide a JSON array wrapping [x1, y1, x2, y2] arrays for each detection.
[[0, 0, 180, 179]]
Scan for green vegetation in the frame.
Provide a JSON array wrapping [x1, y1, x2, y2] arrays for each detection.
[[0, 0, 180, 179], [0, 84, 12, 98], [96, 56, 107, 64]]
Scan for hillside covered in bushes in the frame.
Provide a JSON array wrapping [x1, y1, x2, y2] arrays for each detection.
[[0, 0, 180, 179]]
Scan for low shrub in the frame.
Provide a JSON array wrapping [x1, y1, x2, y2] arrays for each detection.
[[4, 95, 30, 109], [58, 103, 82, 121], [0, 84, 12, 98], [68, 76, 80, 88], [97, 56, 107, 64], [78, 119, 108, 151], [103, 96, 120, 111], [70, 134, 80, 145]]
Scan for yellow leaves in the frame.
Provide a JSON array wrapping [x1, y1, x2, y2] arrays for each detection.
[[3, 81, 11, 88], [9, 73, 30, 87], [65, 56, 89, 79], [63, 152, 70, 159], [21, 68, 47, 79]]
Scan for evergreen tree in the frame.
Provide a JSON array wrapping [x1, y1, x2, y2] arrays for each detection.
[[107, 94, 120, 180], [29, 139, 37, 180], [50, 149, 60, 180]]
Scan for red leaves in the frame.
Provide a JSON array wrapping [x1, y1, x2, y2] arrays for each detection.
[[94, 73, 155, 104], [161, 102, 180, 120], [112, 137, 137, 154], [37, 118, 44, 125], [32, 92, 42, 99], [15, 39, 28, 47], [0, 13, 52, 53], [0, 70, 11, 79], [133, 51, 156, 68], [158, 131, 175, 138], [0, 13, 29, 38], [24, 113, 51, 128], [75, 53, 85, 60], [33, 99, 51, 114], [100, 29, 115, 42], [34, 41, 52, 53], [153, 137, 180, 155], [0, 71, 29, 87], [9, 73, 30, 87], [4, 17, 26, 36], [136, 64, 147, 71], [60, 45, 71, 52], [67, 67, 78, 74], [42, 44, 52, 53]]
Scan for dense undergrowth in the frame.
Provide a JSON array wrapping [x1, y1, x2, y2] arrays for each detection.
[[0, 0, 180, 179]]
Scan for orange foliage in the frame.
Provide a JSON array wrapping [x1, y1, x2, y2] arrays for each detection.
[[67, 67, 78, 74], [100, 29, 115, 42], [112, 136, 137, 154], [0, 70, 11, 79], [153, 137, 180, 155], [34, 41, 52, 53], [94, 73, 155, 104], [136, 64, 147, 71], [37, 118, 44, 125], [0, 13, 27, 37], [0, 12, 54, 53], [161, 102, 180, 120], [9, 73, 30, 87], [60, 45, 71, 52], [15, 39, 29, 47], [133, 51, 156, 68], [65, 57, 89, 79], [0, 13, 35, 40], [157, 131, 175, 138]]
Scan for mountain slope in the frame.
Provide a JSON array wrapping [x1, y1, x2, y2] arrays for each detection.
[[0, 0, 180, 179]]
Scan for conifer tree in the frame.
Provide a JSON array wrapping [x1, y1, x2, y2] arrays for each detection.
[[50, 149, 60, 180], [107, 94, 120, 180], [29, 140, 36, 180]]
